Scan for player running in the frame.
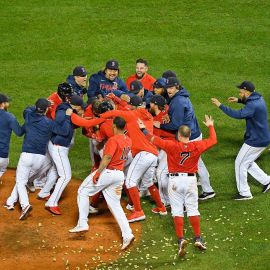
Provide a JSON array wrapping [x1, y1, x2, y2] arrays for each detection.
[[69, 117, 134, 250], [138, 115, 217, 257]]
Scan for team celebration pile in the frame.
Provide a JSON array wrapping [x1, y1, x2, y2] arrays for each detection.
[[0, 58, 270, 257]]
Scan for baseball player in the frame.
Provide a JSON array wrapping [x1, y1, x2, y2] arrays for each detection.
[[66, 66, 88, 97], [138, 115, 217, 256], [0, 94, 25, 181], [150, 95, 176, 207], [69, 117, 134, 250], [154, 77, 216, 200], [44, 95, 105, 215], [126, 58, 156, 91], [212, 81, 270, 199], [100, 95, 167, 223], [87, 60, 129, 101], [5, 98, 71, 220]]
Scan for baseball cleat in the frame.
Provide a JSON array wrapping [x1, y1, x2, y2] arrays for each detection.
[[126, 203, 134, 211], [19, 205, 33, 220], [121, 235, 135, 250], [233, 194, 253, 200], [3, 203, 15, 211], [198, 192, 216, 200], [26, 182, 35, 193], [46, 206, 61, 215], [128, 210, 146, 223], [89, 205, 99, 214], [69, 225, 89, 233], [262, 182, 270, 193], [194, 237, 207, 250], [151, 206, 167, 215], [36, 195, 50, 201], [178, 238, 188, 257]]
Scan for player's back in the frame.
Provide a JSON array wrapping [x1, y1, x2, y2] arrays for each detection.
[[106, 134, 132, 171]]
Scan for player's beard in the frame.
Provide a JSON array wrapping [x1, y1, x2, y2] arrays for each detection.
[[149, 107, 156, 116], [136, 72, 145, 79]]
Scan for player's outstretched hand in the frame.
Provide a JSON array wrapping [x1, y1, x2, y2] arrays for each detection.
[[228, 97, 238, 103], [137, 118, 146, 129], [93, 171, 101, 184], [120, 94, 130, 103], [211, 98, 221, 107], [66, 108, 73, 116], [203, 115, 214, 127]]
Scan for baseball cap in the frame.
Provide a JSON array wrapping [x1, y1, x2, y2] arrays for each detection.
[[0, 93, 10, 104], [35, 98, 51, 113], [129, 95, 143, 107], [150, 95, 166, 108], [106, 60, 119, 70], [70, 95, 84, 106], [236, 81, 255, 92], [153, 78, 167, 88], [164, 77, 180, 88], [130, 80, 143, 94], [162, 70, 177, 79], [73, 66, 88, 77]]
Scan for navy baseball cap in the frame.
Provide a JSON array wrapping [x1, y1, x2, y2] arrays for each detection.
[[106, 60, 119, 70], [0, 93, 11, 104], [73, 66, 88, 77], [129, 95, 143, 107], [35, 98, 51, 113], [164, 77, 180, 88], [70, 95, 84, 106], [153, 78, 166, 88], [162, 70, 177, 79], [150, 95, 166, 108], [130, 80, 143, 94], [236, 81, 255, 92]]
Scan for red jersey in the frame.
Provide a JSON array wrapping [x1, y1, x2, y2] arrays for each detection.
[[103, 134, 132, 171], [153, 109, 176, 140], [147, 126, 217, 173], [101, 109, 158, 157], [126, 73, 156, 91], [83, 104, 94, 118], [47, 92, 62, 119], [96, 119, 114, 142], [71, 113, 105, 127]]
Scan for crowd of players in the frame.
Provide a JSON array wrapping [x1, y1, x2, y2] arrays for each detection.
[[0, 58, 269, 256]]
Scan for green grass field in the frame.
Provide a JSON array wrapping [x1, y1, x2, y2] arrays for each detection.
[[1, 1, 270, 269]]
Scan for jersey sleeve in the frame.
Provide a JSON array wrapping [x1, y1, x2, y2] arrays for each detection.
[[71, 113, 105, 127], [100, 110, 130, 121], [149, 134, 175, 152], [103, 137, 118, 157], [9, 114, 25, 136], [196, 126, 217, 154], [219, 103, 255, 119]]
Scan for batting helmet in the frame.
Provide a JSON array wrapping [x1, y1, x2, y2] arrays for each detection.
[[98, 101, 114, 114], [57, 82, 74, 101]]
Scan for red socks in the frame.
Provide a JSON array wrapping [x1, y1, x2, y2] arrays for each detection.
[[128, 186, 142, 211], [173, 216, 184, 238], [148, 184, 164, 208], [91, 191, 102, 208], [189, 215, 201, 237], [123, 184, 133, 206]]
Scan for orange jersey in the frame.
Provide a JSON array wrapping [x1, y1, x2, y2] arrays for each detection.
[[101, 109, 158, 157], [153, 108, 176, 139], [106, 94, 132, 111], [126, 73, 156, 91], [71, 113, 105, 127], [104, 134, 132, 171], [83, 104, 94, 118], [148, 126, 217, 173], [47, 92, 62, 119]]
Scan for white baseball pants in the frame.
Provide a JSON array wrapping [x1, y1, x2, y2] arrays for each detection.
[[191, 134, 214, 193], [77, 169, 133, 239], [7, 152, 46, 209], [156, 150, 170, 206], [0, 157, 9, 179], [45, 141, 71, 207], [235, 143, 270, 197], [168, 174, 199, 217], [125, 151, 158, 189]]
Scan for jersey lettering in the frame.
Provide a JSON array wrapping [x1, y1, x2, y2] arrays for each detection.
[[180, 152, 190, 165], [120, 147, 130, 160]]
